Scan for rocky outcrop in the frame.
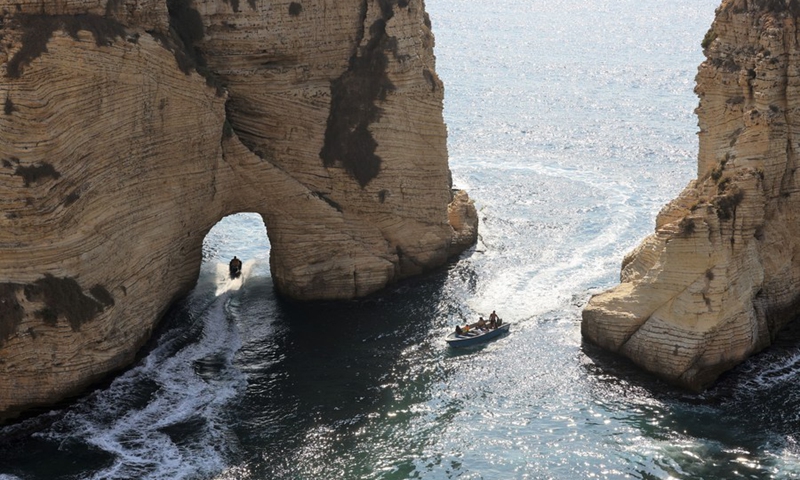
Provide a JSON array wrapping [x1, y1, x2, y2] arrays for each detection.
[[583, 0, 800, 390], [447, 189, 478, 257], [0, 0, 476, 420]]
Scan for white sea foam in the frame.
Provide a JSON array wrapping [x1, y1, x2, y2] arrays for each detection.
[[12, 1, 799, 478], [739, 352, 800, 391], [32, 273, 247, 480], [463, 163, 643, 320], [214, 259, 257, 296]]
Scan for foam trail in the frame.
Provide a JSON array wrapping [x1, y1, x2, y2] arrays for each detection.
[[214, 259, 256, 296], [33, 283, 246, 479], [469, 163, 641, 319]]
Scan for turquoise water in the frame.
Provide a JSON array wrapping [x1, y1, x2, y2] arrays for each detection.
[[5, 1, 800, 479]]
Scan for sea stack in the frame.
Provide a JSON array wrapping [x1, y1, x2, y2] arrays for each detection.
[[583, 0, 800, 390], [0, 0, 477, 420]]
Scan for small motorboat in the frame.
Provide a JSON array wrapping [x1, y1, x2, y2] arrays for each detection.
[[229, 256, 242, 279], [446, 322, 510, 348], [229, 265, 241, 279]]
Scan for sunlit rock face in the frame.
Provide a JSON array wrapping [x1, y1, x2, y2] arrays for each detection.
[[583, 0, 800, 390], [0, 0, 476, 420]]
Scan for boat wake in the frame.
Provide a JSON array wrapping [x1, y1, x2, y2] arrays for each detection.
[[28, 267, 248, 480], [214, 259, 256, 296]]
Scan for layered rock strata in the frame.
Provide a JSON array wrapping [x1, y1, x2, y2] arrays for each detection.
[[583, 0, 800, 390], [0, 0, 477, 419]]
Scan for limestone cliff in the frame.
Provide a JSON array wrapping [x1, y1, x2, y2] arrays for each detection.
[[0, 0, 477, 419], [583, 0, 800, 390]]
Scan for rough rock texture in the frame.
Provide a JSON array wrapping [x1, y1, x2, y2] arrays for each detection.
[[447, 189, 478, 257], [0, 0, 477, 419], [583, 0, 800, 390]]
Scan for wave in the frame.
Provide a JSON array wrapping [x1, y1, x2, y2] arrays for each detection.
[[29, 265, 249, 480]]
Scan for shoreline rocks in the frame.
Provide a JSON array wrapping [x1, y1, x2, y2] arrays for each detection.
[[583, 0, 800, 390]]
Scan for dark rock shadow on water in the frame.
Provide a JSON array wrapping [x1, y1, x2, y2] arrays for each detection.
[[0, 437, 114, 480], [0, 289, 238, 480], [0, 297, 202, 479], [228, 267, 461, 477], [582, 326, 800, 479], [3, 410, 134, 479], [194, 352, 235, 381], [0, 297, 196, 424], [157, 415, 210, 448], [0, 260, 475, 479], [580, 339, 688, 402], [707, 318, 800, 434]]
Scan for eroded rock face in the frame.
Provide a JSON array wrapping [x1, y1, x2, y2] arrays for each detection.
[[582, 0, 800, 390], [0, 0, 476, 419]]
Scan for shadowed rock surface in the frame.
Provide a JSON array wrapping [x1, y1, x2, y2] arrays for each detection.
[[583, 0, 800, 390], [0, 0, 476, 420]]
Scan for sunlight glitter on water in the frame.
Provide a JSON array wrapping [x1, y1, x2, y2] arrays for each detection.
[[8, 0, 800, 478]]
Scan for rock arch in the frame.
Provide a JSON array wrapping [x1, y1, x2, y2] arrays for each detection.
[[0, 0, 476, 420]]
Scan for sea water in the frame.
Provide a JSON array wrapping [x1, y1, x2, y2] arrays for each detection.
[[5, 0, 800, 478]]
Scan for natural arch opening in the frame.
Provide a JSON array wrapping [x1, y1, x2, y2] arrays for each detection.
[[201, 212, 271, 293]]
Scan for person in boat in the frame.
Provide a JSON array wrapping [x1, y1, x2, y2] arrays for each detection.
[[489, 310, 499, 329], [475, 317, 488, 331], [229, 256, 242, 277], [455, 325, 463, 335]]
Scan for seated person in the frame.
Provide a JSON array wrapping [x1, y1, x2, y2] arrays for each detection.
[[474, 317, 488, 330]]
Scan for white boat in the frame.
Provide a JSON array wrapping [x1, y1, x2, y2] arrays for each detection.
[[446, 322, 510, 348]]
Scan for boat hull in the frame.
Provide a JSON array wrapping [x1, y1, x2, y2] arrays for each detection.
[[446, 323, 510, 348]]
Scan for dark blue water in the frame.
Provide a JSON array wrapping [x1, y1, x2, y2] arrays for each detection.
[[5, 1, 800, 478]]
